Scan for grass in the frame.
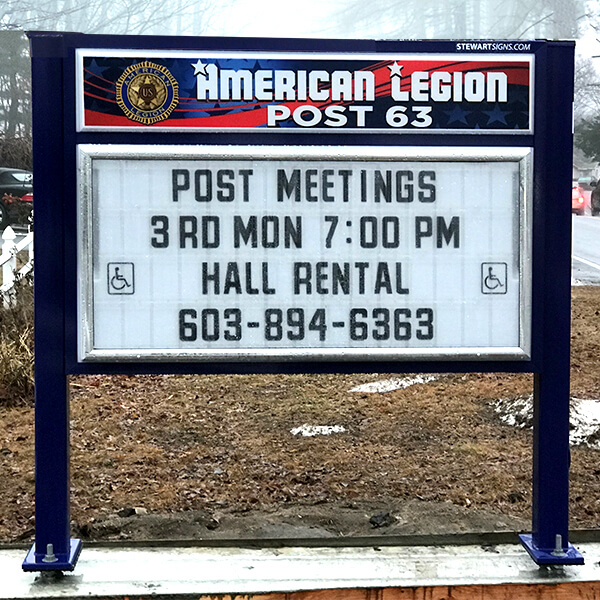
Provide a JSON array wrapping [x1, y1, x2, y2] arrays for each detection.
[[0, 286, 599, 542], [0, 273, 34, 406]]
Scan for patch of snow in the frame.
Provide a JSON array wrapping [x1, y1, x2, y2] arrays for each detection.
[[290, 424, 346, 437], [570, 398, 600, 447], [350, 374, 437, 393], [492, 395, 534, 429], [493, 395, 600, 448]]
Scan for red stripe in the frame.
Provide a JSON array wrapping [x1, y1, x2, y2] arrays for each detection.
[[84, 108, 271, 128]]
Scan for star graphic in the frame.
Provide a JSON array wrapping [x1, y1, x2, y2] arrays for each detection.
[[484, 104, 508, 125], [388, 61, 404, 78], [445, 105, 470, 125], [86, 58, 104, 75], [191, 59, 209, 77]]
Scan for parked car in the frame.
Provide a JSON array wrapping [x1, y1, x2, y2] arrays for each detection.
[[578, 176, 596, 190], [0, 168, 33, 229], [572, 185, 589, 215], [19, 192, 33, 230]]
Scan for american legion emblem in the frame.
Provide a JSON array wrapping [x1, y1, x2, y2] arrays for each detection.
[[116, 61, 178, 125]]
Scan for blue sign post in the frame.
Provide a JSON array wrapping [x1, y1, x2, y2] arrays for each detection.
[[23, 32, 581, 571]]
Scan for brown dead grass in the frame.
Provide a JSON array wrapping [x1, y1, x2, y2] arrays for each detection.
[[0, 276, 33, 405], [0, 287, 599, 542]]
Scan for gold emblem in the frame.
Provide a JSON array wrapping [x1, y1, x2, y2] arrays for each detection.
[[116, 61, 178, 125]]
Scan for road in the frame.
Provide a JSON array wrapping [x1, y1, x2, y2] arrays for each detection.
[[572, 215, 600, 285]]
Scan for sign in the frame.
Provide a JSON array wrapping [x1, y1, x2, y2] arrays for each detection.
[[77, 50, 533, 133], [78, 145, 531, 362], [25, 33, 581, 572]]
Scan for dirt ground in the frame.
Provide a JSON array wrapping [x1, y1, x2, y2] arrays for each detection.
[[2, 286, 600, 544]]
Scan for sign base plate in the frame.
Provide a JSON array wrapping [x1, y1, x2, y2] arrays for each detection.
[[22, 539, 83, 572], [519, 534, 584, 565]]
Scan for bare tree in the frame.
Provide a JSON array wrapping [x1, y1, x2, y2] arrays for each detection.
[[328, 0, 586, 40], [575, 55, 600, 121], [0, 0, 232, 36], [0, 31, 30, 137]]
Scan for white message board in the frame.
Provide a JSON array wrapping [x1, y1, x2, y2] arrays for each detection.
[[77, 145, 531, 362]]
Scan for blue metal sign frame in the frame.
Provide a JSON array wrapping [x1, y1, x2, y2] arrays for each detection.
[[23, 32, 580, 571]]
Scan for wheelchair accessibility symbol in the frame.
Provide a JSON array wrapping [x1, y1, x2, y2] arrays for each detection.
[[481, 262, 507, 295], [107, 262, 135, 295]]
